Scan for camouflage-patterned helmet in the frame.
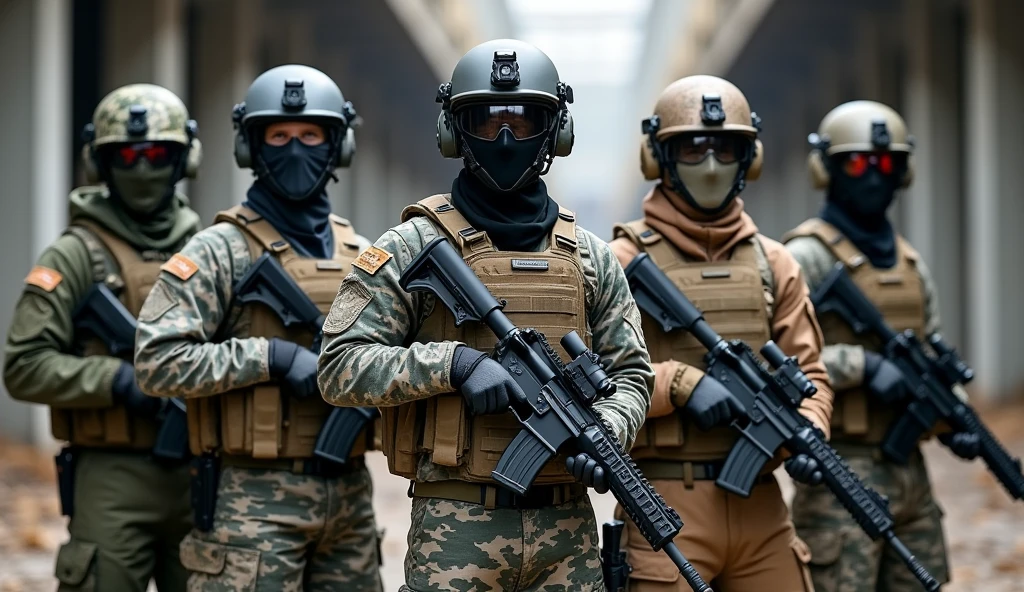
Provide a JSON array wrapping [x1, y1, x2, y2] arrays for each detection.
[[89, 84, 194, 148]]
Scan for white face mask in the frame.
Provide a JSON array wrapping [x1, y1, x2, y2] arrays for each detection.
[[675, 158, 739, 211]]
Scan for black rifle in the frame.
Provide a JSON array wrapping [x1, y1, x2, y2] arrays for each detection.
[[812, 262, 1024, 500], [233, 253, 377, 465], [73, 283, 188, 462], [601, 520, 631, 592], [399, 237, 711, 592], [624, 253, 940, 591]]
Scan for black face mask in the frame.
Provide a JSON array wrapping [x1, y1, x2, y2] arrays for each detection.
[[463, 127, 548, 192], [828, 167, 900, 229], [258, 138, 332, 201]]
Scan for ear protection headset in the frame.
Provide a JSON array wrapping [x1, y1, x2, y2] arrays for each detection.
[[232, 101, 357, 169], [81, 119, 202, 184], [807, 132, 915, 190], [434, 82, 575, 161]]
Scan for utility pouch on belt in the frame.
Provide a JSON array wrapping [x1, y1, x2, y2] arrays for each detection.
[[55, 447, 77, 518], [189, 454, 219, 532]]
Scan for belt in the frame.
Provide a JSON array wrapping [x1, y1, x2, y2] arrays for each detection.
[[409, 480, 588, 510], [220, 454, 365, 477], [636, 459, 777, 487]]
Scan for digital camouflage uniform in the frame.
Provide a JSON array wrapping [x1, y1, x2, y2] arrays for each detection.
[[317, 208, 654, 592], [133, 218, 381, 592], [3, 185, 199, 592], [786, 227, 953, 592]]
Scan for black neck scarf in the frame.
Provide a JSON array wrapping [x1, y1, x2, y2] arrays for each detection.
[[819, 201, 897, 269], [243, 180, 334, 259], [450, 169, 559, 252]]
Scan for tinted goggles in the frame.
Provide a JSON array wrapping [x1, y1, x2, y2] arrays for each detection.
[[456, 104, 555, 140], [106, 142, 181, 169], [667, 134, 751, 165], [838, 152, 907, 178]]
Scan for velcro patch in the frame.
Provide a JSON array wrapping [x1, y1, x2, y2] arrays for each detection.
[[25, 266, 63, 292], [351, 246, 393, 275], [161, 253, 199, 281], [322, 278, 372, 335]]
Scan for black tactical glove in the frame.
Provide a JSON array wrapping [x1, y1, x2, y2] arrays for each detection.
[[683, 375, 746, 431], [785, 453, 824, 486], [939, 431, 981, 460], [450, 346, 523, 416], [268, 338, 319, 400], [566, 453, 609, 494], [111, 362, 161, 417], [863, 351, 908, 404]]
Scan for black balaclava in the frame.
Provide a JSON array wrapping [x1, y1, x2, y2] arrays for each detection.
[[451, 168, 559, 251], [820, 155, 903, 268], [243, 136, 336, 259], [462, 127, 550, 192]]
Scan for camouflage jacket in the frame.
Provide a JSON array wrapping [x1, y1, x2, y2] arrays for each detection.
[[317, 216, 655, 449], [134, 221, 369, 398], [785, 234, 946, 391]]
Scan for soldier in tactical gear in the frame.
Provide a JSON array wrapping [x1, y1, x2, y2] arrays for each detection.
[[3, 83, 202, 591], [134, 65, 381, 591], [609, 75, 834, 590], [317, 39, 653, 590], [785, 100, 965, 592]]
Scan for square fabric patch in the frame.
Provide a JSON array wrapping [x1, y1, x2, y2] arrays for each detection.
[[352, 246, 393, 275], [161, 253, 199, 281], [25, 266, 63, 292]]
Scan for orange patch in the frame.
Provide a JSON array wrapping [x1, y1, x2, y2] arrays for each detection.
[[161, 253, 200, 281], [24, 266, 62, 292], [351, 246, 393, 275]]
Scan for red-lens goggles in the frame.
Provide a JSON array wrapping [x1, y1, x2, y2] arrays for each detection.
[[841, 152, 896, 178], [109, 142, 177, 169]]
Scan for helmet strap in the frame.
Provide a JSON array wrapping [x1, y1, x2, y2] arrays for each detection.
[[250, 124, 343, 199], [657, 135, 755, 216]]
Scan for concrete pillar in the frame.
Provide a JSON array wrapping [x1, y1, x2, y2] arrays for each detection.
[[902, 0, 965, 348], [0, 0, 71, 445], [152, 0, 187, 97], [189, 0, 258, 225], [965, 0, 1002, 399]]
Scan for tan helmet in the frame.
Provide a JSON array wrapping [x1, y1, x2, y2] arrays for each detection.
[[807, 100, 914, 189], [81, 83, 202, 183], [640, 75, 763, 183]]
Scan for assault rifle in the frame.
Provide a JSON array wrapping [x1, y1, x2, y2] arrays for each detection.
[[601, 520, 632, 592], [812, 262, 1024, 500], [73, 283, 189, 461], [624, 253, 940, 591], [399, 237, 712, 592], [233, 253, 377, 465]]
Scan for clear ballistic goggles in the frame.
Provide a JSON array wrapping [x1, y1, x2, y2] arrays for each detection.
[[456, 104, 556, 141]]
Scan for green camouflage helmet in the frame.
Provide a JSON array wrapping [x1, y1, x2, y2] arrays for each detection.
[[90, 84, 193, 147]]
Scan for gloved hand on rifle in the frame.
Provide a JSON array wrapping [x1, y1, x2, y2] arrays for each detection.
[[112, 362, 162, 417], [566, 452, 609, 494], [451, 345, 524, 416], [938, 431, 981, 460], [785, 454, 824, 486], [269, 338, 319, 399], [683, 375, 746, 431], [864, 351, 908, 404]]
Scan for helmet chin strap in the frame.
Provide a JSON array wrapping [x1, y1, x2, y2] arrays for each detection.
[[458, 134, 551, 193]]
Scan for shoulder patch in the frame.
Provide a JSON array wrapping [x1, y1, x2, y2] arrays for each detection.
[[323, 278, 373, 335], [161, 253, 199, 281], [25, 266, 63, 292], [351, 246, 393, 275]]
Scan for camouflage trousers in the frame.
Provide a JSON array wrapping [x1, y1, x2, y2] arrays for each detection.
[[179, 464, 382, 592], [401, 495, 604, 591], [56, 449, 191, 592], [792, 448, 950, 592]]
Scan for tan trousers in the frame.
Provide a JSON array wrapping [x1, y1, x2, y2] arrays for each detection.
[[618, 478, 813, 592]]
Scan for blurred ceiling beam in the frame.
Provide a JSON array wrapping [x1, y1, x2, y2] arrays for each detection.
[[382, 0, 482, 81], [695, 0, 776, 75]]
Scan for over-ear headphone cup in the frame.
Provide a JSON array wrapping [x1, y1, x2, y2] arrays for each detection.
[[808, 151, 830, 189], [184, 138, 203, 179], [436, 111, 459, 158], [553, 111, 574, 157], [233, 131, 251, 168], [746, 139, 764, 181], [82, 145, 100, 183], [640, 136, 660, 180], [338, 128, 356, 167]]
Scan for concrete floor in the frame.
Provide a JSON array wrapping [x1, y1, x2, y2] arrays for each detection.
[[2, 404, 1022, 591]]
